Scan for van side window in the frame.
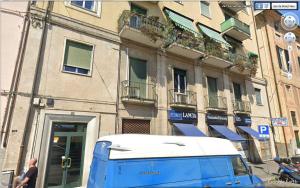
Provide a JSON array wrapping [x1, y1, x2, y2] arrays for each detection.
[[231, 156, 248, 176], [199, 157, 230, 178]]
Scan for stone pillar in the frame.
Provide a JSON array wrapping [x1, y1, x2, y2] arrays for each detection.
[[223, 70, 234, 130], [194, 61, 207, 133], [155, 50, 168, 135]]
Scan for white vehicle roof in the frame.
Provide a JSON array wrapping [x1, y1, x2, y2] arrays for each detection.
[[98, 134, 239, 159]]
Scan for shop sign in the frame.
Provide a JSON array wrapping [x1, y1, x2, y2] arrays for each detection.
[[271, 118, 288, 126], [235, 114, 252, 126], [168, 110, 197, 121], [206, 112, 228, 125], [258, 125, 270, 138]]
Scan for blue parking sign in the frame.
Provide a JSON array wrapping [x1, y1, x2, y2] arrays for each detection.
[[258, 125, 270, 138]]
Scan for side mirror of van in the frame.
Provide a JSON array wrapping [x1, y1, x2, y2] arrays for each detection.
[[248, 166, 253, 175]]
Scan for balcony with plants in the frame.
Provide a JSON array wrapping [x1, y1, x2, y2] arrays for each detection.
[[121, 80, 157, 105], [168, 89, 197, 109], [230, 52, 258, 77], [219, 1, 246, 13], [221, 17, 251, 41], [204, 95, 228, 111], [118, 10, 165, 48]]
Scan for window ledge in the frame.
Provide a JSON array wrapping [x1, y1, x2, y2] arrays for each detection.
[[256, 103, 263, 106], [201, 14, 211, 20], [62, 70, 92, 77]]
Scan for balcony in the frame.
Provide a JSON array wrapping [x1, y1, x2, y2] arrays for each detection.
[[204, 95, 228, 111], [219, 1, 246, 13], [121, 80, 157, 105], [118, 11, 164, 48], [202, 41, 234, 68], [233, 100, 251, 113], [221, 18, 250, 41], [165, 29, 205, 59], [168, 89, 197, 109], [230, 52, 258, 77]]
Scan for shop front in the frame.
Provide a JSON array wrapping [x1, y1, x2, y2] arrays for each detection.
[[206, 111, 247, 157], [235, 113, 270, 162], [168, 110, 206, 136]]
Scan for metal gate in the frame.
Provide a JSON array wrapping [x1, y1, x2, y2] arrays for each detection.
[[122, 119, 150, 134], [260, 140, 272, 160]]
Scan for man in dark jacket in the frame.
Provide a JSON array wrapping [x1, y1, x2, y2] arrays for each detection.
[[14, 158, 38, 188]]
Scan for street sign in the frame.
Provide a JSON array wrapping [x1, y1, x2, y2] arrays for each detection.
[[258, 125, 270, 138], [271, 118, 288, 126]]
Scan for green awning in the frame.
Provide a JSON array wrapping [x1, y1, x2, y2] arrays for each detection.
[[198, 24, 231, 47], [164, 9, 197, 33]]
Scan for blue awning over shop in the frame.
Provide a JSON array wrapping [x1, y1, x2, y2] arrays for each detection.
[[174, 123, 206, 137], [210, 125, 246, 141], [237, 126, 267, 141]]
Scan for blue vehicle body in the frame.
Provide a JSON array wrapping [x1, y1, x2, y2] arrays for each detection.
[[87, 141, 264, 188]]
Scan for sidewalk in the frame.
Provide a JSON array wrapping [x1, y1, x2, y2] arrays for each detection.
[[249, 160, 278, 182]]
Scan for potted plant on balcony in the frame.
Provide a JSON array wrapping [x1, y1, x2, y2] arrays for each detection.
[[247, 52, 258, 77], [140, 16, 164, 42]]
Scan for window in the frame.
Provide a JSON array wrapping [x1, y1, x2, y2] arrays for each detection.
[[284, 49, 290, 71], [224, 13, 231, 21], [298, 56, 300, 68], [291, 111, 297, 126], [295, 131, 300, 148], [231, 156, 248, 176], [255, 88, 262, 105], [274, 21, 280, 31], [276, 46, 284, 70], [174, 68, 186, 93], [200, 1, 210, 18], [129, 57, 147, 99], [130, 4, 147, 28], [71, 1, 97, 12], [63, 40, 93, 75], [233, 83, 242, 101], [207, 77, 218, 108]]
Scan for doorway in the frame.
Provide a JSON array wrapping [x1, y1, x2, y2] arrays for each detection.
[[45, 123, 87, 188]]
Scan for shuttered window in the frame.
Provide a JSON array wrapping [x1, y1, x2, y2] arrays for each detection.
[[200, 1, 210, 18], [122, 119, 150, 134], [276, 46, 283, 69], [291, 111, 297, 126], [63, 40, 93, 75], [255, 88, 262, 105], [130, 3, 147, 15], [284, 49, 290, 71]]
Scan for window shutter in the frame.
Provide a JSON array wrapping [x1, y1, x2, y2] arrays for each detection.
[[64, 40, 93, 70], [201, 2, 210, 17]]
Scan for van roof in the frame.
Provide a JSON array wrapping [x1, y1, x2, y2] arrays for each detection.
[[97, 134, 240, 159]]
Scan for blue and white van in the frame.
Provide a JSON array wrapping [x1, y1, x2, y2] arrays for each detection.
[[87, 134, 264, 188]]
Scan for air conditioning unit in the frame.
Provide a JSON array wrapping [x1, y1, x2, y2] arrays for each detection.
[[174, 93, 187, 104]]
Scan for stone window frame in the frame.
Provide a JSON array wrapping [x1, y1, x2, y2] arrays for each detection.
[[65, 0, 102, 17]]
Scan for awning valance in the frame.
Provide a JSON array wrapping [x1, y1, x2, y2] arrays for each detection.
[[237, 126, 267, 141], [198, 24, 231, 47], [210, 125, 246, 142], [174, 123, 206, 137], [164, 9, 198, 33]]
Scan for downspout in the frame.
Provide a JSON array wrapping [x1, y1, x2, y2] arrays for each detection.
[[115, 45, 122, 134], [16, 1, 53, 174], [251, 6, 279, 156], [1, 1, 31, 147], [262, 13, 289, 157]]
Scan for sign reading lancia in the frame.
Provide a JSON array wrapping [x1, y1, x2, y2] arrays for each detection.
[[168, 110, 197, 122], [271, 118, 288, 126]]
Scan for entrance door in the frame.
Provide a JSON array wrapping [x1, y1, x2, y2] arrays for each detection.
[[207, 77, 218, 108], [46, 123, 87, 188]]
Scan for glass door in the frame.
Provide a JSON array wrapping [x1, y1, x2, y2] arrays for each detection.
[[46, 123, 86, 188]]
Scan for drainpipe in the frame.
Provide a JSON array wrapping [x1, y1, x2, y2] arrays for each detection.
[[1, 1, 31, 147], [251, 6, 279, 157], [16, 1, 53, 174], [262, 12, 289, 157], [115, 45, 122, 134]]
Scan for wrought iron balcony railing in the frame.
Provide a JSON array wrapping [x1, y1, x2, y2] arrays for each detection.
[[233, 100, 251, 113], [121, 80, 157, 103], [204, 95, 228, 110], [168, 89, 197, 107]]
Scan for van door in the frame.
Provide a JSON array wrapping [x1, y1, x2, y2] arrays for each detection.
[[199, 157, 234, 187], [230, 156, 253, 187]]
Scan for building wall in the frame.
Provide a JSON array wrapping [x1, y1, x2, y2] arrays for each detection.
[[255, 10, 300, 157], [1, 1, 276, 187], [0, 2, 28, 139]]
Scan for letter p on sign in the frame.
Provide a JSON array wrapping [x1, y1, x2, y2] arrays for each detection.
[[258, 125, 270, 138]]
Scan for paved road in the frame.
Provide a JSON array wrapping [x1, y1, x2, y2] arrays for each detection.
[[250, 160, 300, 187]]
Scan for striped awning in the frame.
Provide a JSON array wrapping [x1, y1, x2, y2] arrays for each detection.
[[164, 9, 197, 33], [198, 24, 231, 47]]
